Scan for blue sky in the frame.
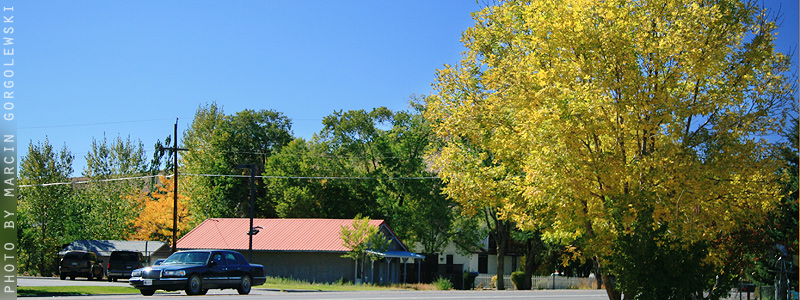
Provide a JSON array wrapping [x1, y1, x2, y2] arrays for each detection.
[[17, 1, 799, 177]]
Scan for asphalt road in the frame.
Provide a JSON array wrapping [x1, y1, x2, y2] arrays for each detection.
[[18, 277, 611, 300]]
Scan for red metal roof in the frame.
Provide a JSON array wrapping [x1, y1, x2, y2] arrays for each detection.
[[177, 218, 389, 252]]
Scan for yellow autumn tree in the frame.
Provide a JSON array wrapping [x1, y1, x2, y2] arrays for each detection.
[[425, 0, 794, 299], [128, 176, 192, 242]]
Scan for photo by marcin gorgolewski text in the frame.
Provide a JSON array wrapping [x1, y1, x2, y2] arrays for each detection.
[[0, 1, 14, 299]]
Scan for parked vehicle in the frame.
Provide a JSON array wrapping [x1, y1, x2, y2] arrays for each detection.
[[129, 250, 267, 296], [107, 250, 146, 282], [59, 251, 104, 281]]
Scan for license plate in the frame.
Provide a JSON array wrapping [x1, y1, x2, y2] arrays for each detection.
[[143, 279, 153, 286], [71, 262, 77, 266], [125, 266, 132, 269]]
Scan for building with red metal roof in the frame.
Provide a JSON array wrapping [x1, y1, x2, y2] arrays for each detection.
[[177, 218, 424, 284]]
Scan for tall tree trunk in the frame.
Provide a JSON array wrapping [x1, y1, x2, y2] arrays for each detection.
[[496, 243, 505, 290], [593, 257, 603, 289], [519, 232, 542, 290], [602, 273, 622, 300], [40, 222, 47, 276], [484, 207, 511, 290], [595, 256, 621, 300], [522, 240, 535, 290]]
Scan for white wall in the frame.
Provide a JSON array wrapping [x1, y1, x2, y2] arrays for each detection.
[[413, 238, 518, 276]]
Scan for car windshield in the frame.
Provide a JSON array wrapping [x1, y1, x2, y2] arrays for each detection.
[[161, 252, 210, 265]]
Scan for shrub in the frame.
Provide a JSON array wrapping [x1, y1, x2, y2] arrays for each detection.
[[511, 271, 526, 290], [434, 277, 453, 290]]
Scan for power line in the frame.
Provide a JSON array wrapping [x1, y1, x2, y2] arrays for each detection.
[[19, 118, 178, 130], [18, 173, 440, 188], [18, 174, 168, 188], [189, 146, 420, 160], [185, 173, 439, 180]]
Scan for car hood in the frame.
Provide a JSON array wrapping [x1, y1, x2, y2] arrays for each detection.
[[134, 264, 205, 272]]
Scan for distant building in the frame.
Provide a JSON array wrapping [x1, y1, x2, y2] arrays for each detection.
[[177, 218, 425, 284]]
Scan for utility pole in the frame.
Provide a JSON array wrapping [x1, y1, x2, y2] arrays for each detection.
[[235, 164, 260, 261], [159, 119, 188, 253]]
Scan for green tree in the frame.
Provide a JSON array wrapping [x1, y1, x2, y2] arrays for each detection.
[[748, 121, 799, 288], [78, 134, 149, 239], [340, 216, 390, 284], [267, 105, 466, 257], [18, 139, 76, 276], [425, 0, 794, 299], [182, 103, 292, 222], [370, 104, 456, 255], [264, 137, 366, 218]]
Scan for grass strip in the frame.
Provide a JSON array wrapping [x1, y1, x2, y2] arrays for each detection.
[[19, 276, 436, 296], [256, 276, 435, 292], [19, 286, 141, 297]]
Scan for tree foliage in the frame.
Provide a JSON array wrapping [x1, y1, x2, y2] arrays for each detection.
[[78, 134, 150, 239], [340, 216, 390, 283], [425, 0, 794, 298], [182, 102, 292, 222], [265, 105, 468, 255], [128, 176, 192, 242], [18, 139, 77, 276]]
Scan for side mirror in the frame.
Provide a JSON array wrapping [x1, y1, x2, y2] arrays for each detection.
[[209, 260, 217, 267]]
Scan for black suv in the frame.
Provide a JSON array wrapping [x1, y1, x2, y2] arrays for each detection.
[[59, 251, 104, 280], [107, 250, 146, 282]]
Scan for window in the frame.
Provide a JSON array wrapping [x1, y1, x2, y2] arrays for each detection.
[[446, 255, 454, 273], [212, 253, 225, 266], [224, 253, 238, 266], [233, 252, 249, 265], [478, 254, 488, 274], [65, 252, 89, 260]]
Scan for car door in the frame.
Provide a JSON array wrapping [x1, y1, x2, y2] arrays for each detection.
[[205, 252, 228, 289], [223, 252, 244, 287]]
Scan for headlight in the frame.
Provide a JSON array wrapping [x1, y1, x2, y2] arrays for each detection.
[[131, 270, 142, 277], [163, 270, 186, 277]]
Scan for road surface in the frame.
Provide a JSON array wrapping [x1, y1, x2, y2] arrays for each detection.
[[18, 276, 610, 300]]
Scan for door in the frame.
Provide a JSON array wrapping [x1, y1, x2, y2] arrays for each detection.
[[205, 252, 228, 289], [223, 252, 244, 287]]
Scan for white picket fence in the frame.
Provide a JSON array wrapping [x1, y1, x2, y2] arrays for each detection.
[[474, 275, 596, 290]]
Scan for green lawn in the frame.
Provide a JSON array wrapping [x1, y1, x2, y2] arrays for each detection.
[[18, 286, 142, 297], [18, 277, 434, 296], [256, 276, 421, 292]]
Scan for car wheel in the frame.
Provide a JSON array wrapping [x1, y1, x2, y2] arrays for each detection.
[[185, 274, 203, 295], [198, 289, 208, 295], [60, 274, 66, 280], [70, 276, 75, 280], [107, 276, 113, 282], [237, 275, 252, 295], [140, 288, 156, 296]]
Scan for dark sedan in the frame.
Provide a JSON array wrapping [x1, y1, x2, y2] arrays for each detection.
[[129, 250, 266, 296]]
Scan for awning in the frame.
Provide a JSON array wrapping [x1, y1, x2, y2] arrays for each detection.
[[366, 250, 425, 260]]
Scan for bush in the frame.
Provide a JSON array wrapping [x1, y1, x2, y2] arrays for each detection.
[[511, 271, 526, 290], [434, 277, 453, 290], [463, 272, 478, 290]]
